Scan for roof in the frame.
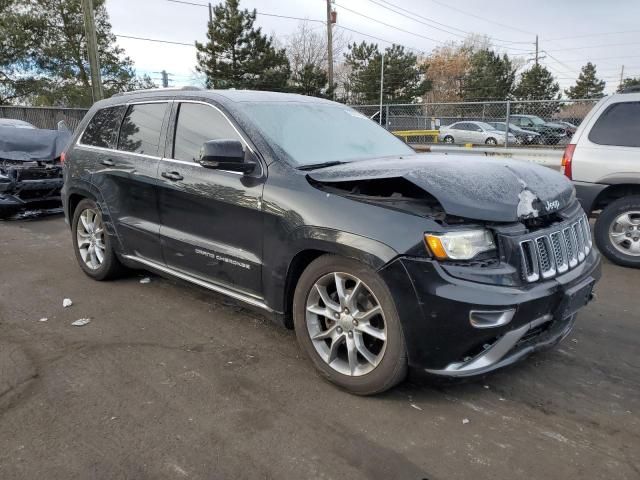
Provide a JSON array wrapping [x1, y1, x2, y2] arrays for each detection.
[[93, 88, 336, 111]]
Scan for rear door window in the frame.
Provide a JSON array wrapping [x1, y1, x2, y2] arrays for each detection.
[[588, 102, 640, 148], [80, 106, 125, 148], [117, 103, 168, 156], [172, 102, 242, 162]]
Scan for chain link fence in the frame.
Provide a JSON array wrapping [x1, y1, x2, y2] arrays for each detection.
[[0, 106, 88, 131], [351, 99, 599, 148]]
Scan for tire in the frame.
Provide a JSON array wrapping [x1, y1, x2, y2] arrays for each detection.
[[443, 135, 454, 144], [71, 198, 125, 280], [594, 195, 640, 268], [485, 137, 497, 145], [293, 254, 408, 395]]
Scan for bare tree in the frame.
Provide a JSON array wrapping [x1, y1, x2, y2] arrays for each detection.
[[285, 21, 349, 77]]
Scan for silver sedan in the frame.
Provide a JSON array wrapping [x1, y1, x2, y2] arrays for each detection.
[[438, 121, 516, 146]]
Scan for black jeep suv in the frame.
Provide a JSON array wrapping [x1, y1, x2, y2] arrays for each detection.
[[62, 88, 600, 395]]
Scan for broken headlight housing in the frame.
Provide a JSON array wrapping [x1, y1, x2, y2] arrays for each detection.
[[425, 229, 496, 260]]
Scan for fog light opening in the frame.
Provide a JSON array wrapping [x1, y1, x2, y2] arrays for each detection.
[[469, 309, 516, 329]]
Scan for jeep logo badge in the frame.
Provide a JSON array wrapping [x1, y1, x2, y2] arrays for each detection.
[[546, 200, 560, 211]]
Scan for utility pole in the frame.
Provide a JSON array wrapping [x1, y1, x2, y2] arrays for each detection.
[[326, 0, 334, 98], [160, 70, 169, 88], [534, 35, 539, 66], [208, 2, 213, 26], [619, 65, 625, 91], [81, 0, 103, 101], [379, 53, 385, 126]]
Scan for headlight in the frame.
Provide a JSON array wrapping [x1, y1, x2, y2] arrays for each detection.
[[425, 230, 496, 260]]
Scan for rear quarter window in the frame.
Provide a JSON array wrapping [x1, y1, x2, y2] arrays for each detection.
[[588, 101, 640, 147], [80, 106, 125, 148]]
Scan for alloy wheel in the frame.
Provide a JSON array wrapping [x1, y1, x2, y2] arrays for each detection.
[[76, 208, 106, 270], [305, 272, 387, 376], [609, 211, 640, 256]]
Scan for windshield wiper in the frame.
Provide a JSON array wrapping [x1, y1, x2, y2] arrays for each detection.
[[297, 161, 346, 171]]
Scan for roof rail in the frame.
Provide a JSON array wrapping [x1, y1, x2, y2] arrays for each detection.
[[111, 86, 203, 97]]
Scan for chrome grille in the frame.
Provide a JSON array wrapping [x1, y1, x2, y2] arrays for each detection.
[[520, 214, 591, 283]]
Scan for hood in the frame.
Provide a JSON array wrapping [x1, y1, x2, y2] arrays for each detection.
[[307, 154, 575, 222], [0, 127, 71, 162]]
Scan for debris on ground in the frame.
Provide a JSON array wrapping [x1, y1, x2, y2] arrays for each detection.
[[139, 277, 151, 284], [410, 404, 423, 411], [38, 317, 48, 322], [462, 418, 470, 424], [62, 298, 72, 308], [71, 318, 90, 327]]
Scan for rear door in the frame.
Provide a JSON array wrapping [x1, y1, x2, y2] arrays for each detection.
[[92, 101, 170, 263], [574, 100, 640, 183], [156, 101, 265, 296]]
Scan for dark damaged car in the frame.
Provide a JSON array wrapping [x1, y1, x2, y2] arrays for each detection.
[[62, 89, 601, 395], [0, 123, 70, 217]]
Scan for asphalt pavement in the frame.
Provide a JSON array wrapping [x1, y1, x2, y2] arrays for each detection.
[[0, 215, 638, 479]]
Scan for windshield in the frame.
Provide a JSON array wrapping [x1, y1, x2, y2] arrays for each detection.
[[492, 123, 507, 132], [529, 116, 546, 125], [237, 102, 414, 166], [476, 122, 497, 131]]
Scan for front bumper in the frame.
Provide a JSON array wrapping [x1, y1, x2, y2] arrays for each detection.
[[378, 247, 601, 375], [0, 164, 63, 212]]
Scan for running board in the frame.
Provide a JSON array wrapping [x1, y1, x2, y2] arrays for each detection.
[[122, 254, 273, 313]]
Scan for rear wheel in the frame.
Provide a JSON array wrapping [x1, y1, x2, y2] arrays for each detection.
[[485, 137, 497, 145], [594, 195, 640, 268], [293, 255, 407, 395], [71, 198, 125, 280]]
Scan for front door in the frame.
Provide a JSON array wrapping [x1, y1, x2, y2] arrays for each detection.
[[157, 101, 265, 297]]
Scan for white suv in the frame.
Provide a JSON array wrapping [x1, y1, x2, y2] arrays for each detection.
[[563, 89, 640, 267]]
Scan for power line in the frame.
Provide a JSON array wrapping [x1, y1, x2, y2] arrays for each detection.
[[545, 40, 640, 53], [166, 0, 325, 23], [425, 0, 535, 36], [367, 0, 532, 47], [544, 29, 640, 42], [116, 34, 194, 46]]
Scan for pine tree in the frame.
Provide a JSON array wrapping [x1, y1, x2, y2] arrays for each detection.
[[344, 42, 429, 104], [513, 65, 560, 100], [565, 62, 605, 99], [290, 64, 329, 97], [462, 49, 515, 100], [195, 0, 290, 91], [0, 0, 152, 106]]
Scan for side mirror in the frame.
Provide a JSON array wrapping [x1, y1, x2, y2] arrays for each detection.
[[198, 139, 255, 174]]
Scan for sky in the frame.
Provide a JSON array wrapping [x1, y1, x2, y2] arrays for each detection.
[[106, 0, 640, 95]]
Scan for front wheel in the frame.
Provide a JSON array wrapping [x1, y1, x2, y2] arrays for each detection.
[[293, 255, 407, 395], [485, 137, 497, 145], [71, 198, 125, 280], [443, 135, 454, 144], [594, 196, 640, 268]]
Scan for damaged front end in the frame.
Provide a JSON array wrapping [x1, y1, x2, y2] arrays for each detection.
[[0, 159, 64, 216], [0, 126, 69, 217]]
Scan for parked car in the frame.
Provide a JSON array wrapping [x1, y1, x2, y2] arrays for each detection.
[[556, 121, 578, 135], [562, 90, 640, 268], [510, 115, 568, 144], [0, 118, 36, 129], [487, 121, 540, 145], [0, 122, 70, 218], [62, 88, 600, 394], [438, 121, 516, 145]]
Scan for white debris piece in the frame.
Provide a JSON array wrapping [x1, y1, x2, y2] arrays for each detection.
[[139, 277, 151, 284], [39, 317, 48, 322], [63, 298, 73, 308], [71, 318, 91, 327], [462, 418, 470, 425], [410, 404, 423, 411]]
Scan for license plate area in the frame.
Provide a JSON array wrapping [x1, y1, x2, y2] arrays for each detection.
[[556, 277, 595, 320]]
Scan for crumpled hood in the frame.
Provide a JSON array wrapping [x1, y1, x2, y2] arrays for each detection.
[[0, 127, 71, 162], [307, 154, 575, 222]]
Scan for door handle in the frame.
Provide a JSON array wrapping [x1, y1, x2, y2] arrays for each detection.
[[100, 159, 115, 166], [161, 171, 184, 181]]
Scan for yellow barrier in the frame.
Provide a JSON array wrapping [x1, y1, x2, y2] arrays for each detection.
[[392, 129, 440, 143]]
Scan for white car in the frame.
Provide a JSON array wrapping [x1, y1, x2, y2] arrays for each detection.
[[438, 121, 515, 146], [564, 88, 640, 267]]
